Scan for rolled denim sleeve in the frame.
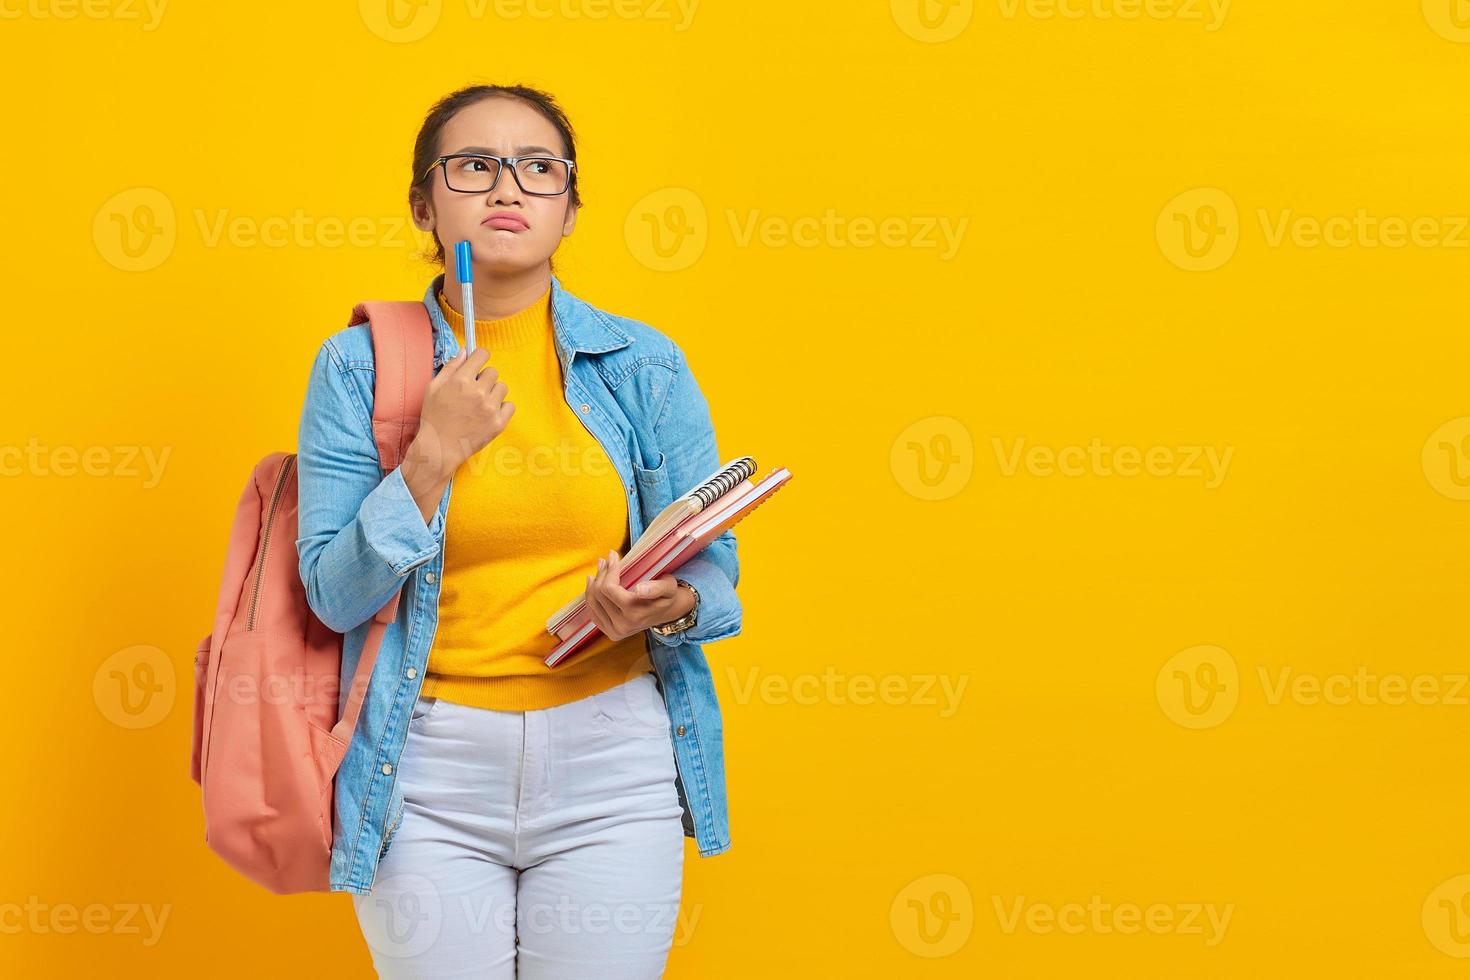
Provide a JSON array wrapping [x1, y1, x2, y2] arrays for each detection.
[[296, 336, 444, 634], [646, 347, 742, 650]]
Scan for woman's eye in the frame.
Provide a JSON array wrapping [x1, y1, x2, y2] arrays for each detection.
[[459, 158, 490, 172]]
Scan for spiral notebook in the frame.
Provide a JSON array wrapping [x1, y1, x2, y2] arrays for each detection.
[[543, 456, 792, 668]]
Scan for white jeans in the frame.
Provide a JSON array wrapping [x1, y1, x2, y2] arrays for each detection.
[[352, 670, 687, 979]]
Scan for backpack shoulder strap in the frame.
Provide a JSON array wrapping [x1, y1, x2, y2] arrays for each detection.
[[331, 302, 434, 741], [348, 301, 434, 475]]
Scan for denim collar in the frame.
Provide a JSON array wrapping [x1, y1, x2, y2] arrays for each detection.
[[422, 272, 632, 369]]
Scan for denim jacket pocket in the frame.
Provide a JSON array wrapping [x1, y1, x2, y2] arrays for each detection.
[[632, 451, 674, 524]]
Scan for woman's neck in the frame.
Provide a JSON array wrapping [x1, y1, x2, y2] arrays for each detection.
[[443, 265, 552, 321]]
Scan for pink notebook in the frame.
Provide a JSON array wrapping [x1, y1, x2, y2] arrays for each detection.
[[544, 457, 792, 668]]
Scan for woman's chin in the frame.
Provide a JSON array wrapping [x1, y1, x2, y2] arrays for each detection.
[[472, 243, 547, 275]]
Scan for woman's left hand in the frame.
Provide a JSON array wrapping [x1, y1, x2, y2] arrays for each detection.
[[584, 549, 695, 641]]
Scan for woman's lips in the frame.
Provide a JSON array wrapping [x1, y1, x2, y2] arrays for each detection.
[[483, 214, 528, 231]]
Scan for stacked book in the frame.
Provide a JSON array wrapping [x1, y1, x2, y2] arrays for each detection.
[[544, 456, 792, 667]]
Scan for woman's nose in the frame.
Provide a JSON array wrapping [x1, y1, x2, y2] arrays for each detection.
[[489, 170, 524, 206]]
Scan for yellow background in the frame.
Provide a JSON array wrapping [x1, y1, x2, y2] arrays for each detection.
[[5, 0, 1470, 976]]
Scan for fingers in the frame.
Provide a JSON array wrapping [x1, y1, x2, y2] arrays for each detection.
[[585, 566, 616, 638], [443, 346, 492, 381], [474, 374, 506, 403], [439, 346, 500, 396], [631, 574, 677, 601], [587, 550, 640, 640], [440, 345, 475, 375], [484, 382, 514, 434], [602, 550, 636, 604], [469, 349, 496, 385], [585, 551, 694, 643], [427, 347, 463, 388]]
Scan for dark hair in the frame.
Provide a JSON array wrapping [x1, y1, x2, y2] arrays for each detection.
[[408, 83, 582, 268]]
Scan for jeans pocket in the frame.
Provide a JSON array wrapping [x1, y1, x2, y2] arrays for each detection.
[[591, 672, 670, 738], [408, 694, 440, 732]]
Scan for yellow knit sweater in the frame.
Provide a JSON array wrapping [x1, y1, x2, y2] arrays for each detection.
[[421, 286, 651, 711]]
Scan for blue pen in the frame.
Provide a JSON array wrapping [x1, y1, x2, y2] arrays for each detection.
[[455, 240, 476, 355]]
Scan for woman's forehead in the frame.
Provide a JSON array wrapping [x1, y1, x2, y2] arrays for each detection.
[[440, 99, 564, 154]]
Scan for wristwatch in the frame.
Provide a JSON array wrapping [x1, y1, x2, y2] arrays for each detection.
[[650, 578, 699, 636]]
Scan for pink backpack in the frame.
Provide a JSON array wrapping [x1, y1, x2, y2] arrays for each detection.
[[190, 301, 434, 894]]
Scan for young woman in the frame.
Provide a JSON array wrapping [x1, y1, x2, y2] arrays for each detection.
[[294, 84, 742, 978]]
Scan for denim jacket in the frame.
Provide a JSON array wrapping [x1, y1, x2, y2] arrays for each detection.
[[295, 273, 740, 896]]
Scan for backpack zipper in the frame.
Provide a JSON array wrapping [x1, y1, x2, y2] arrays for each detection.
[[247, 454, 296, 631]]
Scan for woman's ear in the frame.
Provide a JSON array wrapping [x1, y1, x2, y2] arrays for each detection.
[[410, 190, 435, 233], [562, 201, 578, 237]]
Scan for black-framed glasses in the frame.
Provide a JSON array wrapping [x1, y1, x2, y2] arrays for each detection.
[[422, 154, 576, 196]]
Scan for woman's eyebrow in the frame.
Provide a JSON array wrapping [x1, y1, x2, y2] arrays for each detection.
[[454, 144, 558, 155]]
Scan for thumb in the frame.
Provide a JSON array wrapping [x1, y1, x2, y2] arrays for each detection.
[[633, 581, 656, 598]]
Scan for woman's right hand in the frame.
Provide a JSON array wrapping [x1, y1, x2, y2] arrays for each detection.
[[409, 347, 516, 479]]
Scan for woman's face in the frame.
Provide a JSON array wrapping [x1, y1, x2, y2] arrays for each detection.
[[412, 96, 578, 277]]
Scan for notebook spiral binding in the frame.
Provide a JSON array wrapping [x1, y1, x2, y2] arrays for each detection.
[[691, 456, 756, 508]]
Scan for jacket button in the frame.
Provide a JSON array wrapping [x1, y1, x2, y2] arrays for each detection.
[[381, 763, 393, 775], [425, 572, 436, 583], [580, 404, 590, 413], [405, 667, 417, 679], [676, 725, 687, 737]]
